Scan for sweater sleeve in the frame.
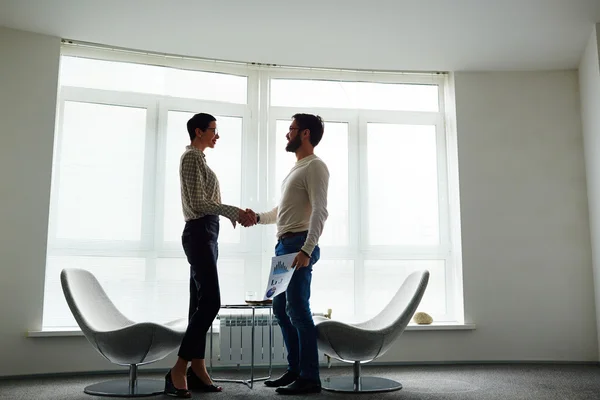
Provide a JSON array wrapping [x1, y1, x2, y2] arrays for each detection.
[[301, 159, 329, 255], [258, 207, 278, 225]]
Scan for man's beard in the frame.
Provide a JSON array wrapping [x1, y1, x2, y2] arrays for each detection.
[[285, 134, 302, 153]]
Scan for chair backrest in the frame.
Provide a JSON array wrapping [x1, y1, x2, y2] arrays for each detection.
[[355, 270, 429, 355], [60, 268, 133, 337]]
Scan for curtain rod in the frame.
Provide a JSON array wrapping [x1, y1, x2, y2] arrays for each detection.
[[61, 39, 447, 77]]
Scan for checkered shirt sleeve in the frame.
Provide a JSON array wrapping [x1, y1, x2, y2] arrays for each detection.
[[179, 148, 239, 225]]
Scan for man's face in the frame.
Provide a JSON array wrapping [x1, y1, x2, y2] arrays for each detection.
[[285, 120, 303, 152]]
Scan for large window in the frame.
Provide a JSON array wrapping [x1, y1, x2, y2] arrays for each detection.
[[43, 50, 459, 328]]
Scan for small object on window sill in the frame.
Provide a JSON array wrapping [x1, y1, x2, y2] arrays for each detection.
[[413, 312, 433, 325]]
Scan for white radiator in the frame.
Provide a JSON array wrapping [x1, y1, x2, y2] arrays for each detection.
[[217, 313, 327, 366]]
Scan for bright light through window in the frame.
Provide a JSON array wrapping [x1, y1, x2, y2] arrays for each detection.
[[364, 260, 447, 318], [54, 101, 146, 241], [367, 123, 440, 246], [44, 53, 458, 328], [60, 56, 247, 104], [271, 79, 438, 111]]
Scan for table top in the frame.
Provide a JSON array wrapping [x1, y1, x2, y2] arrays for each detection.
[[221, 303, 273, 309]]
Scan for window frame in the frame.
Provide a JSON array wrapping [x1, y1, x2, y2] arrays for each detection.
[[262, 70, 456, 321], [44, 49, 461, 328], [153, 97, 253, 256], [48, 87, 159, 253]]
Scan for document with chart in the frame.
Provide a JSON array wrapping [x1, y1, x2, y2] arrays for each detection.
[[263, 253, 298, 300]]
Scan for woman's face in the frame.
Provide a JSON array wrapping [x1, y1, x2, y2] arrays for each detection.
[[198, 121, 219, 149]]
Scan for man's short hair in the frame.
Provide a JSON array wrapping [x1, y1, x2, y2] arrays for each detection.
[[292, 113, 324, 147], [187, 113, 216, 141]]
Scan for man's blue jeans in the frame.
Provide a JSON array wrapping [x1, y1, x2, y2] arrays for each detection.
[[273, 233, 321, 381]]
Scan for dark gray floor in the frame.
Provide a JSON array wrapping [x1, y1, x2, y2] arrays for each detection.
[[1, 364, 599, 399]]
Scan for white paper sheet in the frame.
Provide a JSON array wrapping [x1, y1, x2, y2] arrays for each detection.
[[262, 252, 298, 300]]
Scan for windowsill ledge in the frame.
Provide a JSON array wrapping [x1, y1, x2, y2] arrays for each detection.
[[406, 322, 476, 331], [27, 328, 85, 338], [27, 322, 475, 338]]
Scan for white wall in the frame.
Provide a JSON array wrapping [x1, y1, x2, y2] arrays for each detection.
[[379, 71, 598, 364], [0, 27, 597, 377], [579, 24, 600, 357], [0, 27, 71, 374]]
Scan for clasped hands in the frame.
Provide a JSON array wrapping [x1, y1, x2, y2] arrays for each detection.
[[235, 208, 310, 269], [238, 208, 258, 227]]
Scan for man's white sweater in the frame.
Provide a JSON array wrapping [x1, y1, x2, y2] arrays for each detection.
[[258, 154, 329, 256]]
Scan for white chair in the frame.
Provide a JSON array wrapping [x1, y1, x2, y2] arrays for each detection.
[[315, 270, 429, 393], [60, 268, 187, 397]]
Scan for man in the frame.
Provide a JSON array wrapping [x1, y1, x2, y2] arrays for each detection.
[[251, 113, 329, 395]]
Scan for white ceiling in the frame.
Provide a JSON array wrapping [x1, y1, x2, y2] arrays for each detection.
[[1, 0, 599, 71]]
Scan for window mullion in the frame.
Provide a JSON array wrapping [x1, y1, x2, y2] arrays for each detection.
[[141, 100, 160, 286], [244, 70, 260, 250], [140, 100, 159, 251], [47, 96, 67, 248], [242, 70, 262, 294], [153, 101, 169, 254], [358, 113, 370, 252], [349, 114, 362, 317]]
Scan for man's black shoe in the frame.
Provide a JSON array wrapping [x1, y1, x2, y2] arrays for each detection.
[[264, 371, 299, 388], [275, 378, 321, 395]]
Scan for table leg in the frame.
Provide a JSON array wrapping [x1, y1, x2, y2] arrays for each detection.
[[268, 307, 273, 378], [210, 307, 273, 389], [250, 307, 255, 388]]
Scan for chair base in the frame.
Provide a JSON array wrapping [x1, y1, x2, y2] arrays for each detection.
[[84, 379, 164, 397], [322, 376, 402, 393]]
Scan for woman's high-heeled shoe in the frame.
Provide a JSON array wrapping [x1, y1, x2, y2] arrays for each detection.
[[164, 370, 192, 398], [187, 367, 223, 392]]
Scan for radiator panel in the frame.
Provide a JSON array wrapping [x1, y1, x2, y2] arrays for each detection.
[[218, 313, 326, 366]]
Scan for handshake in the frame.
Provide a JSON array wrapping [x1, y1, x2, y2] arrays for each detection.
[[238, 208, 258, 227]]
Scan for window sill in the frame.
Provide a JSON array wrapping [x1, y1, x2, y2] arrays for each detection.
[[25, 326, 219, 338], [27, 322, 475, 338], [405, 322, 476, 331], [27, 328, 85, 338]]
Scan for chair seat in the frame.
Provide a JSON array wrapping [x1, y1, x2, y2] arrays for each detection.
[[316, 318, 384, 362], [93, 319, 187, 365]]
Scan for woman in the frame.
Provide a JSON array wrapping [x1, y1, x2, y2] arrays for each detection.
[[165, 113, 255, 398]]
